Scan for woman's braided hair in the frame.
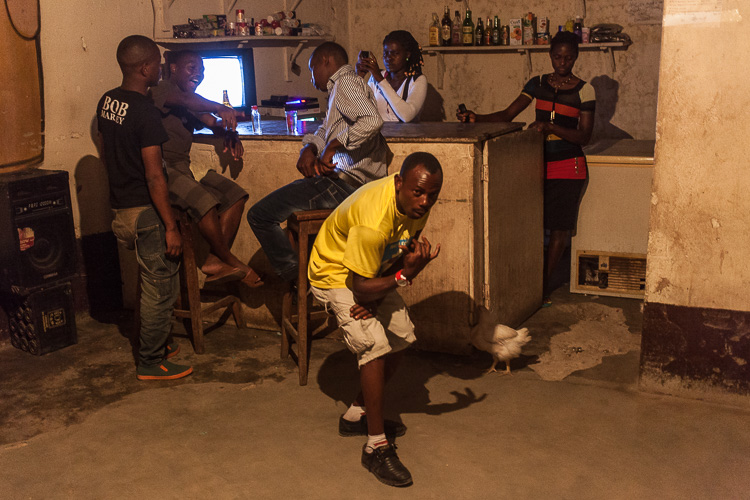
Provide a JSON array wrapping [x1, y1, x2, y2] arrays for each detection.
[[383, 30, 423, 77]]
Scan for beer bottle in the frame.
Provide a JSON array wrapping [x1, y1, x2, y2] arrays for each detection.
[[429, 13, 440, 46], [462, 10, 474, 46], [451, 10, 461, 45], [441, 6, 452, 46], [222, 90, 232, 108], [484, 17, 492, 46], [475, 17, 484, 46], [492, 16, 500, 45]]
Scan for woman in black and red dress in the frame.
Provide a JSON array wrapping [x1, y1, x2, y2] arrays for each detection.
[[458, 31, 595, 305]]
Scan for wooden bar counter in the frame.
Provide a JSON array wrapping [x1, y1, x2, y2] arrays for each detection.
[[188, 120, 544, 354]]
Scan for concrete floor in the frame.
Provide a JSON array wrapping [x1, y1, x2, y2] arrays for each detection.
[[1, 287, 749, 499]]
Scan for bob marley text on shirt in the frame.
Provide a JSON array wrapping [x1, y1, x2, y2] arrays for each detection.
[[99, 96, 129, 125]]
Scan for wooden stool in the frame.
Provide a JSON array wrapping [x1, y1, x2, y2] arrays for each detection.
[[280, 209, 333, 386], [172, 210, 245, 354]]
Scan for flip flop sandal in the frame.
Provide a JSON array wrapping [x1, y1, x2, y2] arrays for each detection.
[[205, 267, 246, 284]]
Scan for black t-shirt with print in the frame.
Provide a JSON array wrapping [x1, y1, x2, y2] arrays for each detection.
[[96, 87, 169, 208]]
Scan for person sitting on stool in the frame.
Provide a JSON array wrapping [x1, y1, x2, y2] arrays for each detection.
[[247, 41, 389, 286], [151, 50, 263, 287], [309, 152, 443, 487]]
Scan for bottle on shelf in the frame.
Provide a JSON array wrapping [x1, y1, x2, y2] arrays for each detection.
[[251, 105, 261, 134], [222, 90, 232, 108], [451, 10, 461, 45], [429, 13, 440, 46], [475, 17, 484, 46], [462, 10, 474, 46], [491, 16, 500, 46], [573, 16, 583, 42], [441, 6, 452, 46], [484, 17, 492, 46]]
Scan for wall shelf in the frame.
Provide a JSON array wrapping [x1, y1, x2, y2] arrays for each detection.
[[151, 0, 325, 81], [154, 36, 332, 82], [423, 42, 631, 88]]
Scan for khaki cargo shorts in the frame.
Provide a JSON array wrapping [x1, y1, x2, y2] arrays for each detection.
[[310, 286, 416, 367]]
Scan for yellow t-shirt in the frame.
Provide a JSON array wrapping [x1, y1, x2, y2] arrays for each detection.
[[308, 173, 429, 289]]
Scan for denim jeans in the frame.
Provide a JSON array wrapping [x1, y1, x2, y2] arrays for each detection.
[[247, 176, 356, 282], [112, 206, 180, 366]]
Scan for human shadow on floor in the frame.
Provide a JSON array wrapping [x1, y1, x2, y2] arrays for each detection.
[[316, 289, 540, 420], [316, 347, 488, 421]]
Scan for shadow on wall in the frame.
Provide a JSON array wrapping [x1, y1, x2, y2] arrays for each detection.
[[73, 116, 123, 314], [589, 75, 634, 145], [420, 83, 445, 122]]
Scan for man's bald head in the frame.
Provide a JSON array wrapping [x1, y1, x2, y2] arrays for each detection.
[[116, 35, 160, 73], [310, 42, 348, 66]]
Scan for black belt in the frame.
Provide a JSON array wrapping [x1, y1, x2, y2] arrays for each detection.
[[336, 171, 363, 189]]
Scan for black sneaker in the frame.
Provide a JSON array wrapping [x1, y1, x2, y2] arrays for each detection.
[[339, 415, 407, 438], [361, 443, 412, 487]]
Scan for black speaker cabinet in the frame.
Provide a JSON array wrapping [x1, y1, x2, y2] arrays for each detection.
[[0, 169, 78, 293], [4, 281, 77, 355]]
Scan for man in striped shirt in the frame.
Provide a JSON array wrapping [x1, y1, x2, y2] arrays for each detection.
[[247, 42, 389, 284]]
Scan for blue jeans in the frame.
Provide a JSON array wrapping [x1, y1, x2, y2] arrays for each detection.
[[247, 176, 356, 282], [113, 206, 180, 366]]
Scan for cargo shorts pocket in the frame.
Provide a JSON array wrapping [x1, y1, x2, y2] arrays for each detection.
[[317, 291, 376, 356]]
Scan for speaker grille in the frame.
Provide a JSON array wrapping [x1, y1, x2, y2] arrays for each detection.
[[5, 282, 77, 355]]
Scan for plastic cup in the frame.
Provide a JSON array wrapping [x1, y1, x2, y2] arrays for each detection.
[[285, 109, 298, 134]]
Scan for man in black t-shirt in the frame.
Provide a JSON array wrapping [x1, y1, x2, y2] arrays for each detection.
[[96, 35, 192, 380], [150, 51, 263, 287]]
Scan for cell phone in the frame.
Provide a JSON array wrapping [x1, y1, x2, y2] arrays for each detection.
[[458, 103, 467, 113], [360, 50, 370, 59]]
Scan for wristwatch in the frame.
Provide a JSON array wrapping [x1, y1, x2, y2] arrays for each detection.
[[395, 269, 411, 287]]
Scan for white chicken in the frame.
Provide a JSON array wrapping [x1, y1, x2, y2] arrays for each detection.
[[470, 306, 532, 375]]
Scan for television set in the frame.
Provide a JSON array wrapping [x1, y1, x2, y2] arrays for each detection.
[[164, 48, 257, 112]]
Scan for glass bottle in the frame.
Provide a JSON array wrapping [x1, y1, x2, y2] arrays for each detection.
[[462, 10, 474, 46], [573, 16, 583, 42], [452, 10, 461, 45], [491, 16, 500, 45], [251, 105, 261, 134], [474, 17, 484, 46], [484, 17, 492, 46], [429, 13, 440, 46], [441, 6, 452, 46], [222, 90, 232, 108]]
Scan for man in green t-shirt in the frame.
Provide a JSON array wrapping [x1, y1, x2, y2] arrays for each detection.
[[309, 152, 443, 488]]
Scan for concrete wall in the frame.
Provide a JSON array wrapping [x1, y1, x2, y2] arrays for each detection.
[[640, 0, 750, 403], [36, 0, 348, 237], [30, 0, 660, 237], [344, 0, 662, 141]]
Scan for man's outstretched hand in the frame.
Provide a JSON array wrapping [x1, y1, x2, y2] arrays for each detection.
[[400, 236, 440, 282]]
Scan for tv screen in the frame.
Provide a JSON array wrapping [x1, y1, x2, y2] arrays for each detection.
[[165, 49, 257, 112]]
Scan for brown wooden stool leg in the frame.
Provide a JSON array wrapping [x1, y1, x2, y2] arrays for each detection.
[[297, 222, 310, 386], [179, 213, 205, 354]]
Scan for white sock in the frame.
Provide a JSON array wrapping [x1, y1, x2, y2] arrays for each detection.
[[365, 433, 388, 453], [343, 404, 365, 422]]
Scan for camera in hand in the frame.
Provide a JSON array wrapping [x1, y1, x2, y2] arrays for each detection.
[[360, 50, 369, 59], [458, 103, 467, 113]]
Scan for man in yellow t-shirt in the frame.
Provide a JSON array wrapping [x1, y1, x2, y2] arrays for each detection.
[[309, 152, 443, 488]]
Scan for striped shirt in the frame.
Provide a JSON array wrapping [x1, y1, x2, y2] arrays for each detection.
[[302, 64, 389, 185], [522, 75, 595, 179]]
